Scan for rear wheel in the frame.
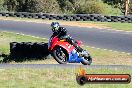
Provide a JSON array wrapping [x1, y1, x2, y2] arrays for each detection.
[[52, 46, 68, 64], [81, 55, 92, 65]]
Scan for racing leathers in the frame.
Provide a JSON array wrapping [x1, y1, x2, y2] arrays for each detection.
[[51, 27, 83, 53]]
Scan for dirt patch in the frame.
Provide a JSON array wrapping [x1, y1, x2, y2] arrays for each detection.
[[0, 17, 109, 29]]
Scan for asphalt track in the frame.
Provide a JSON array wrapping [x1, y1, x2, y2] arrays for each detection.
[[0, 20, 132, 54], [0, 64, 132, 69]]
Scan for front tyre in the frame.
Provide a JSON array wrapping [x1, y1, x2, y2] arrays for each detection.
[[52, 46, 68, 64], [81, 55, 92, 65]]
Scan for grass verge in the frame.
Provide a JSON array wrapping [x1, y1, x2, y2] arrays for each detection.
[[0, 31, 132, 65], [82, 21, 132, 31], [0, 16, 132, 31], [0, 67, 131, 88]]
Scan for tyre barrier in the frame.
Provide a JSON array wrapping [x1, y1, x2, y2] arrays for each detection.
[[0, 12, 132, 23], [9, 42, 50, 62]]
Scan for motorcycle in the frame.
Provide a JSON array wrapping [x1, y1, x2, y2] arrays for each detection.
[[48, 36, 92, 65]]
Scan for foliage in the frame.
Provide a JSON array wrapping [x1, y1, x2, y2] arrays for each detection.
[[1, 0, 126, 15], [57, 0, 74, 14], [4, 0, 61, 13], [0, 0, 7, 11], [74, 0, 104, 14], [129, 2, 132, 14], [16, 0, 36, 12], [73, 0, 121, 15], [4, 0, 18, 12], [33, 0, 61, 13], [102, 0, 125, 14], [102, 2, 122, 15]]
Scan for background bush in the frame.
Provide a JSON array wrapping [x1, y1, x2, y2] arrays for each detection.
[[102, 1, 122, 15], [102, 0, 126, 14], [4, 0, 61, 14], [74, 0, 105, 14], [33, 0, 61, 14], [129, 2, 132, 14], [0, 0, 7, 11], [57, 0, 75, 14], [1, 0, 130, 15], [73, 0, 121, 15]]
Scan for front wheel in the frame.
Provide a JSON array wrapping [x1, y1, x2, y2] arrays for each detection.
[[81, 55, 92, 65], [52, 46, 68, 64]]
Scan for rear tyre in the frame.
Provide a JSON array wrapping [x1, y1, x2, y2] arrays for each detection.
[[81, 55, 92, 65], [52, 46, 68, 64]]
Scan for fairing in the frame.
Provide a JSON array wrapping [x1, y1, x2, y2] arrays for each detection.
[[48, 36, 83, 63]]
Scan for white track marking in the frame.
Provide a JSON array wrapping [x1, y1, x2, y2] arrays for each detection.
[[82, 44, 132, 55]]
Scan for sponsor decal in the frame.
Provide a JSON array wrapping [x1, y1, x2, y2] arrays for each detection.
[[76, 66, 131, 85]]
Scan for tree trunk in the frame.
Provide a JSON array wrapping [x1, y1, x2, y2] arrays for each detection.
[[125, 0, 129, 16]]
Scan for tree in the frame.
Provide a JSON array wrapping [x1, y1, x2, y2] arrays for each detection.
[[125, 0, 129, 15], [0, 0, 7, 11], [129, 1, 132, 14], [56, 0, 75, 13], [3, 0, 61, 13], [4, 0, 18, 11], [16, 0, 36, 12], [34, 0, 61, 13]]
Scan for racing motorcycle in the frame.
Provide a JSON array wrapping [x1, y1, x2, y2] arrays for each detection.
[[48, 36, 92, 65]]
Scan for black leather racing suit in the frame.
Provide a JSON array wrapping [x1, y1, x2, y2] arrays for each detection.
[[51, 27, 83, 52]]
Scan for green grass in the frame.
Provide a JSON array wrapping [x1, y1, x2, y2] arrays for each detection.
[[104, 22, 132, 31], [0, 31, 132, 65], [0, 67, 131, 88], [82, 46, 132, 65], [82, 21, 132, 31]]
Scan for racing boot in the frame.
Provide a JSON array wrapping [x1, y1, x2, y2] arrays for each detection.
[[79, 50, 89, 57], [76, 46, 89, 57]]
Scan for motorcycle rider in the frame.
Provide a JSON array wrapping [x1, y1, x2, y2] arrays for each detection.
[[50, 22, 88, 57]]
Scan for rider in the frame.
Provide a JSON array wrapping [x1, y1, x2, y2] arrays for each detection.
[[50, 22, 87, 57]]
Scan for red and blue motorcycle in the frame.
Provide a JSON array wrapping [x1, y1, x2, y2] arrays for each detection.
[[48, 36, 92, 65]]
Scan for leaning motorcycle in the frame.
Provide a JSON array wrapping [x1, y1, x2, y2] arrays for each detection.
[[48, 36, 92, 65]]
